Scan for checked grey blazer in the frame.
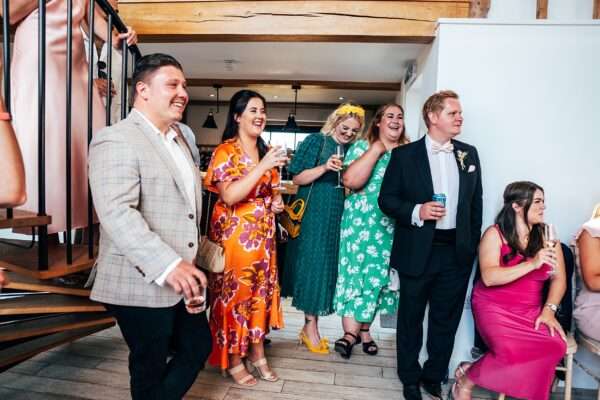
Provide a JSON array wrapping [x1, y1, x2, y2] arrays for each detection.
[[88, 111, 203, 308]]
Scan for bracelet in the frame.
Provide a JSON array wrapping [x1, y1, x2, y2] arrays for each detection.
[[545, 303, 558, 312], [0, 112, 11, 121]]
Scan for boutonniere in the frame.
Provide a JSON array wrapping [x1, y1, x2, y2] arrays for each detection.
[[456, 150, 468, 171]]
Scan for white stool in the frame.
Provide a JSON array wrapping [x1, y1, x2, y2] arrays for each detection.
[[574, 331, 600, 400]]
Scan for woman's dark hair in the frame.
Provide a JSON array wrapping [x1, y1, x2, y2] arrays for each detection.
[[221, 90, 268, 159], [365, 103, 409, 145], [495, 181, 545, 263]]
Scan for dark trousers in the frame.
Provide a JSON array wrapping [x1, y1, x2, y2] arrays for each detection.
[[396, 244, 472, 385], [105, 300, 212, 400]]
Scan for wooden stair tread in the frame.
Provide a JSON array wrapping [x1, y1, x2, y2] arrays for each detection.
[[0, 240, 96, 280], [0, 294, 105, 316], [3, 272, 91, 297], [0, 312, 114, 342], [0, 323, 114, 369], [0, 209, 51, 230]]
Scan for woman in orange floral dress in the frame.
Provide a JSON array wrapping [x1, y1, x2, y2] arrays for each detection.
[[204, 90, 287, 386]]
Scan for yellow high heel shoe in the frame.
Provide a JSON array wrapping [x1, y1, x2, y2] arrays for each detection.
[[299, 330, 330, 354]]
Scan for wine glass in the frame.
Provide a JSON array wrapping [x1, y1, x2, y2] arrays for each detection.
[[334, 144, 344, 189], [544, 223, 558, 275], [272, 142, 288, 190]]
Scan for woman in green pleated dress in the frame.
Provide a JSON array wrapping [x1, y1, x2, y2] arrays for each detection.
[[333, 103, 409, 359], [281, 103, 365, 354]]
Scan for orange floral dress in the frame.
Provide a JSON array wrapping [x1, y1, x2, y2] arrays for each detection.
[[204, 139, 284, 369]]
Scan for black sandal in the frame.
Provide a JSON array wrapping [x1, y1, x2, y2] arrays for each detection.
[[360, 328, 378, 356], [334, 332, 360, 359]]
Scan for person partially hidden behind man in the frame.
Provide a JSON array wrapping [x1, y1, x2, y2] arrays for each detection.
[[88, 53, 211, 400], [379, 90, 483, 400]]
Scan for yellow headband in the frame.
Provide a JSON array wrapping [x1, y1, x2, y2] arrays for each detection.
[[335, 104, 365, 118]]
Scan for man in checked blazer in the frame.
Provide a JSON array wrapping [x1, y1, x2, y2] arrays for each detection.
[[89, 53, 211, 400], [379, 91, 482, 400]]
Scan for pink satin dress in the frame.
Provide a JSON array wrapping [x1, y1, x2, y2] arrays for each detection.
[[11, 0, 105, 234], [468, 226, 566, 400]]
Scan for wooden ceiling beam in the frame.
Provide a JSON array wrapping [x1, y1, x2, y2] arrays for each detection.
[[469, 0, 490, 18], [119, 0, 470, 43], [537, 0, 548, 19], [185, 79, 401, 91]]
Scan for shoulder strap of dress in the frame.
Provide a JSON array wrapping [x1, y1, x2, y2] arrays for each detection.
[[493, 224, 508, 245]]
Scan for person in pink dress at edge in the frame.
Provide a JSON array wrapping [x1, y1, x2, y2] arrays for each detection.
[[3, 0, 135, 236], [451, 181, 567, 400], [573, 204, 600, 342]]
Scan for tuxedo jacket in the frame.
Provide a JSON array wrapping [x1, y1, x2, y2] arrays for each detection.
[[378, 136, 483, 277], [88, 111, 203, 307]]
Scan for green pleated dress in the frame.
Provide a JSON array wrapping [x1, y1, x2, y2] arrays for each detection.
[[281, 133, 346, 316], [333, 140, 399, 323]]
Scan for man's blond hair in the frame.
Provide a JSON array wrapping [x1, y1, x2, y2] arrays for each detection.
[[422, 90, 459, 129]]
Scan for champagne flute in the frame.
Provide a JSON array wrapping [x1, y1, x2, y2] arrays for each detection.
[[273, 143, 288, 190], [544, 223, 558, 275], [334, 144, 344, 189]]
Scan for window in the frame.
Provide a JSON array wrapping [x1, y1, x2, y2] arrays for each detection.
[[261, 125, 321, 151]]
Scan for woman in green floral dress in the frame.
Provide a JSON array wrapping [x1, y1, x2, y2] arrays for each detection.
[[333, 103, 409, 358], [281, 103, 365, 354]]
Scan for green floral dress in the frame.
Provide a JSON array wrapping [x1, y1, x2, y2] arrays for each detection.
[[281, 133, 346, 316], [333, 139, 399, 322]]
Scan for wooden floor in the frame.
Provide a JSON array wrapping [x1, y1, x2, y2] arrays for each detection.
[[0, 300, 596, 400]]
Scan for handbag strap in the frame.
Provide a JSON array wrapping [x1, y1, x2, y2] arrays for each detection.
[[303, 134, 326, 207]]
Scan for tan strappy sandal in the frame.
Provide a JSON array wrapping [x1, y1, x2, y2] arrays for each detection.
[[227, 362, 258, 386], [246, 357, 279, 382]]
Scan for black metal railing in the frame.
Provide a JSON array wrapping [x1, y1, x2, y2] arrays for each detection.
[[2, 0, 141, 270]]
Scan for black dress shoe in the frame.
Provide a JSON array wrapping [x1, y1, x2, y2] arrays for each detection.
[[402, 384, 423, 400], [421, 381, 442, 400]]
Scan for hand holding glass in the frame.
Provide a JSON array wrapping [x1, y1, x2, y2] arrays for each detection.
[[184, 285, 207, 314], [334, 144, 344, 189], [543, 224, 558, 275], [272, 144, 288, 190]]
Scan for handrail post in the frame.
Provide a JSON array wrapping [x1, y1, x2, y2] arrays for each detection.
[[120, 39, 128, 120], [3, 0, 13, 220], [65, 0, 73, 264], [37, 0, 48, 270], [87, 0, 95, 260], [106, 13, 113, 126]]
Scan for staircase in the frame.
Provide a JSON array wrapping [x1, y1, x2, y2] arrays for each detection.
[[0, 209, 115, 371]]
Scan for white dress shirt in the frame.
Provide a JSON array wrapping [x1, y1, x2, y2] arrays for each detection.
[[133, 109, 197, 286], [411, 134, 460, 229]]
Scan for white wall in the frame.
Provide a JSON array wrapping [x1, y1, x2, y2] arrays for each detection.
[[488, 0, 595, 20], [412, 20, 600, 389]]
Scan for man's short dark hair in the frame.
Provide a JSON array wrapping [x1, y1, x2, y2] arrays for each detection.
[[131, 53, 183, 102]]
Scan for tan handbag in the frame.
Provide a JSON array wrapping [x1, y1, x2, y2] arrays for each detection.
[[278, 135, 325, 239], [198, 192, 225, 273]]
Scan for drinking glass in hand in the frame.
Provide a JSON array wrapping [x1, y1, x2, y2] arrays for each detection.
[[272, 143, 288, 190], [184, 285, 207, 314], [544, 223, 558, 275], [335, 144, 344, 189]]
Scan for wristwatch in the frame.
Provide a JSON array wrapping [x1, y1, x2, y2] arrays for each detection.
[[545, 303, 558, 313]]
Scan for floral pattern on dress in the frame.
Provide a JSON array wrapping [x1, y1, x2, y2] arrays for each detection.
[[204, 139, 284, 370], [333, 139, 399, 322]]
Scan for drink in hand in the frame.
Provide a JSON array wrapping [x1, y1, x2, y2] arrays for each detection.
[[543, 223, 558, 275], [185, 286, 207, 314]]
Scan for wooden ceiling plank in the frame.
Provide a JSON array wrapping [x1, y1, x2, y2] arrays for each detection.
[[119, 1, 470, 43], [537, 0, 548, 19], [185, 79, 401, 91]]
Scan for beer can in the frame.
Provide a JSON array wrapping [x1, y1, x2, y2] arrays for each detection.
[[432, 193, 446, 207]]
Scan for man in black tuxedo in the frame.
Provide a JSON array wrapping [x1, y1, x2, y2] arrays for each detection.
[[378, 90, 482, 400]]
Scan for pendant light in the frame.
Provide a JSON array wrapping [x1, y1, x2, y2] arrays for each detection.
[[202, 84, 222, 129], [285, 84, 300, 131]]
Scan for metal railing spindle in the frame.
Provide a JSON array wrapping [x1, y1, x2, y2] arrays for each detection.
[[87, 0, 95, 259], [3, 0, 13, 220], [37, 0, 48, 270], [65, 0, 73, 264]]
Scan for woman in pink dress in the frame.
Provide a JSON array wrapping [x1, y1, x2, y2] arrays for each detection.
[[7, 0, 134, 234], [451, 181, 567, 400]]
